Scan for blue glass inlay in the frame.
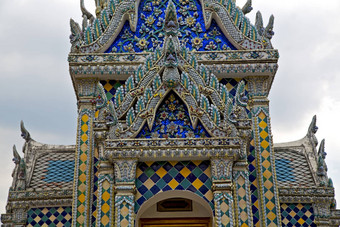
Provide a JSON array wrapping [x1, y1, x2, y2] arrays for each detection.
[[105, 0, 236, 53], [44, 160, 74, 183], [137, 92, 210, 138], [275, 158, 296, 182]]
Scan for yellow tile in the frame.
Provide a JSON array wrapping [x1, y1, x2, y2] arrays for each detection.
[[281, 203, 288, 209], [57, 207, 64, 213], [101, 203, 110, 213], [267, 211, 276, 221], [263, 170, 272, 179], [79, 173, 87, 183], [41, 208, 48, 214], [266, 201, 275, 211], [261, 150, 270, 159], [95, 110, 99, 118], [156, 167, 167, 178], [144, 178, 154, 189], [102, 191, 111, 202], [42, 224, 49, 227], [78, 204, 85, 213], [81, 124, 88, 132], [258, 120, 267, 129], [239, 199, 247, 210], [103, 82, 113, 91], [121, 219, 129, 227], [192, 178, 203, 190], [168, 179, 179, 189], [241, 222, 248, 227], [81, 133, 88, 142], [80, 153, 88, 162], [296, 203, 303, 210], [78, 193, 86, 203], [102, 180, 110, 190], [78, 183, 86, 192], [264, 190, 274, 200], [180, 167, 190, 178], [80, 143, 88, 152], [258, 112, 266, 120], [261, 140, 269, 149], [136, 168, 143, 177], [260, 130, 268, 139], [81, 114, 89, 122], [262, 160, 271, 169], [298, 218, 305, 225], [221, 214, 230, 226], [77, 214, 85, 224], [121, 204, 129, 217], [101, 215, 110, 226], [50, 215, 56, 222], [34, 216, 41, 222]]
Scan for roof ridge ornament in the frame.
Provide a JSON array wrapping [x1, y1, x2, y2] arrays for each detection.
[[20, 121, 33, 142], [241, 0, 253, 15]]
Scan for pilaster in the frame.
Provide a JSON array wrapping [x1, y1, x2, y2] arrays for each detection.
[[211, 158, 235, 227], [247, 76, 281, 227], [113, 159, 137, 227], [72, 79, 97, 227]]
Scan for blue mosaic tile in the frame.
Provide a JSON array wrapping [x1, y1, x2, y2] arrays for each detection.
[[44, 160, 74, 183]]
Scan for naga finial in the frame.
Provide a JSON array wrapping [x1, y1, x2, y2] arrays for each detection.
[[164, 0, 179, 36], [20, 121, 32, 142], [11, 145, 26, 191], [255, 11, 264, 36], [264, 15, 275, 40], [242, 0, 253, 15], [307, 115, 318, 136], [81, 0, 95, 25]]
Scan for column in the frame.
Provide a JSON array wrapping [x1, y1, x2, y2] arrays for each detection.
[[247, 76, 281, 227], [113, 159, 137, 227], [72, 79, 97, 227]]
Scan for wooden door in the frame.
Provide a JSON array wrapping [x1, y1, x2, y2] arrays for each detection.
[[140, 218, 211, 227]]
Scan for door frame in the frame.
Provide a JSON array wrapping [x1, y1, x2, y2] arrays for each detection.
[[139, 217, 211, 227]]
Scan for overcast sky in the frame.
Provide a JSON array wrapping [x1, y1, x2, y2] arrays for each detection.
[[0, 0, 340, 216]]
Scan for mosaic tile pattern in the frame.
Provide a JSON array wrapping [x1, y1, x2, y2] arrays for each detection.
[[275, 149, 315, 187], [215, 193, 233, 227], [99, 179, 112, 227], [100, 80, 125, 103], [119, 202, 130, 226], [92, 147, 100, 226], [26, 207, 72, 227], [235, 174, 250, 226], [105, 0, 236, 53], [248, 137, 260, 227], [281, 203, 316, 227], [29, 153, 75, 190], [135, 160, 213, 212], [116, 195, 134, 227], [256, 110, 279, 226], [75, 113, 91, 226]]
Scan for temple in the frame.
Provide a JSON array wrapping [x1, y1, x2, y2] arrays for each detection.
[[2, 0, 340, 226]]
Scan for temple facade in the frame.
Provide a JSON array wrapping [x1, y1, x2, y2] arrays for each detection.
[[2, 0, 340, 226]]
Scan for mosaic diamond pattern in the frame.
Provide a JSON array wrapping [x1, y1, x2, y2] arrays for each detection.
[[275, 150, 315, 187], [26, 207, 72, 227], [100, 180, 112, 227], [257, 111, 278, 226], [248, 137, 260, 227], [281, 204, 316, 227], [220, 198, 231, 227], [29, 153, 75, 190], [92, 147, 100, 226], [100, 80, 125, 103], [235, 175, 249, 226], [120, 202, 130, 227], [76, 114, 90, 225], [135, 161, 213, 212]]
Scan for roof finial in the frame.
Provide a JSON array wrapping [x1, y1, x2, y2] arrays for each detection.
[[20, 121, 32, 142], [242, 0, 253, 15], [264, 15, 275, 40], [81, 0, 95, 25], [164, 0, 179, 36], [255, 11, 264, 36]]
